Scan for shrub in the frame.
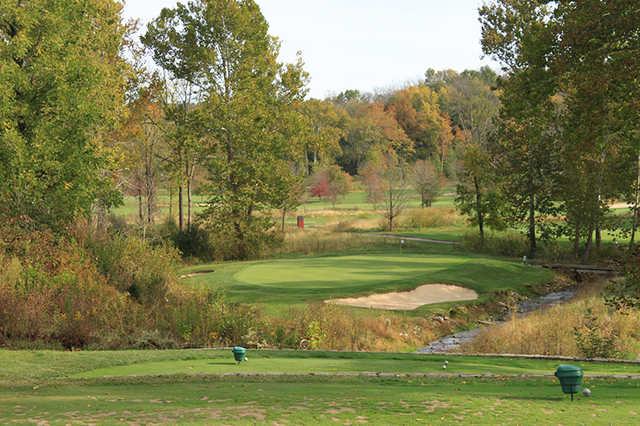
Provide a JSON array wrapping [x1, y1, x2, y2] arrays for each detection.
[[399, 207, 459, 229], [462, 231, 529, 258], [574, 309, 620, 359], [86, 233, 179, 303], [309, 165, 352, 206], [605, 254, 640, 310], [0, 226, 265, 350], [168, 222, 216, 261]]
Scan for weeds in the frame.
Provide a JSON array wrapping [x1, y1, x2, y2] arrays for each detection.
[[462, 290, 640, 359]]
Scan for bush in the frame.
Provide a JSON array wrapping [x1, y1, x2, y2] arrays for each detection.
[[605, 254, 640, 311], [86, 233, 179, 303], [0, 226, 267, 350], [574, 309, 620, 359], [398, 207, 459, 229], [462, 231, 529, 258], [167, 222, 216, 261]]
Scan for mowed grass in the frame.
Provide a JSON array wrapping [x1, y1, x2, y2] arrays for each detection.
[[4, 349, 638, 383], [1, 349, 639, 425], [181, 248, 553, 307], [3, 377, 639, 425]]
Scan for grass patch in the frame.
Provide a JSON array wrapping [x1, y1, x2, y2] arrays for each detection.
[[1, 349, 639, 424], [3, 376, 639, 425], [180, 247, 553, 308], [2, 349, 639, 383]]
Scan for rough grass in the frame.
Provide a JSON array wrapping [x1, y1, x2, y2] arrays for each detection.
[[1, 349, 639, 425], [180, 247, 553, 307], [462, 292, 640, 359]]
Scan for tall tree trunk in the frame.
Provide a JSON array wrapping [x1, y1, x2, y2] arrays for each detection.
[[137, 189, 143, 223], [528, 188, 537, 258], [186, 161, 196, 230], [187, 174, 192, 230], [573, 223, 581, 260], [595, 224, 601, 251], [234, 219, 246, 259], [178, 184, 184, 231], [474, 176, 484, 247], [630, 153, 640, 249], [169, 185, 173, 222], [281, 209, 286, 233], [583, 223, 594, 263], [388, 187, 394, 231]]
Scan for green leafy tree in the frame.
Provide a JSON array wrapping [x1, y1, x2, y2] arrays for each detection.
[[444, 71, 501, 246], [553, 0, 638, 260], [299, 99, 345, 175], [144, 0, 309, 259], [479, 0, 561, 258], [0, 0, 128, 231], [455, 141, 504, 246]]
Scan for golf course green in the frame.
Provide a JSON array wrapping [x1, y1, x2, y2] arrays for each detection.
[[181, 249, 553, 307]]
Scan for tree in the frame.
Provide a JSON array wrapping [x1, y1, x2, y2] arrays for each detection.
[[386, 85, 452, 163], [142, 14, 203, 232], [359, 150, 385, 204], [455, 142, 504, 246], [0, 0, 128, 231], [310, 165, 352, 207], [144, 0, 309, 259], [338, 101, 413, 174], [444, 70, 501, 246], [413, 160, 440, 208], [362, 148, 411, 231], [118, 80, 168, 230], [299, 99, 345, 175], [479, 0, 560, 258]]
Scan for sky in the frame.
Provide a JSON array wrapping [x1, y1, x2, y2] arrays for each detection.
[[123, 0, 497, 99]]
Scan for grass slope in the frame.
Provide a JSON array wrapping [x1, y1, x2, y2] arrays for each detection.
[[1, 350, 639, 425]]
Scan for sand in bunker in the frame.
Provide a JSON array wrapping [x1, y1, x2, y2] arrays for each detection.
[[328, 284, 478, 311]]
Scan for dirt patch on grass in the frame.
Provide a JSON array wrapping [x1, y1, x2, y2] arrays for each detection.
[[327, 284, 478, 311]]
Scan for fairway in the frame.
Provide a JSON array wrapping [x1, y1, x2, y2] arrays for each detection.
[[2, 349, 639, 425], [182, 250, 553, 306]]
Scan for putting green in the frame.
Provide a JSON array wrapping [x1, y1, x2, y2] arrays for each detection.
[[182, 250, 553, 306]]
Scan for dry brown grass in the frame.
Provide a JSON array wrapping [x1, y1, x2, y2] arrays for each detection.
[[267, 303, 451, 352], [398, 207, 461, 229], [273, 230, 383, 256], [461, 282, 640, 359]]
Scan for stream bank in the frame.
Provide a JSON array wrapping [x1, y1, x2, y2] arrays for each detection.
[[418, 290, 577, 354]]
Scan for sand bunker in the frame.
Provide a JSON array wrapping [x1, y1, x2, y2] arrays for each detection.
[[179, 270, 215, 279], [328, 284, 478, 311]]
